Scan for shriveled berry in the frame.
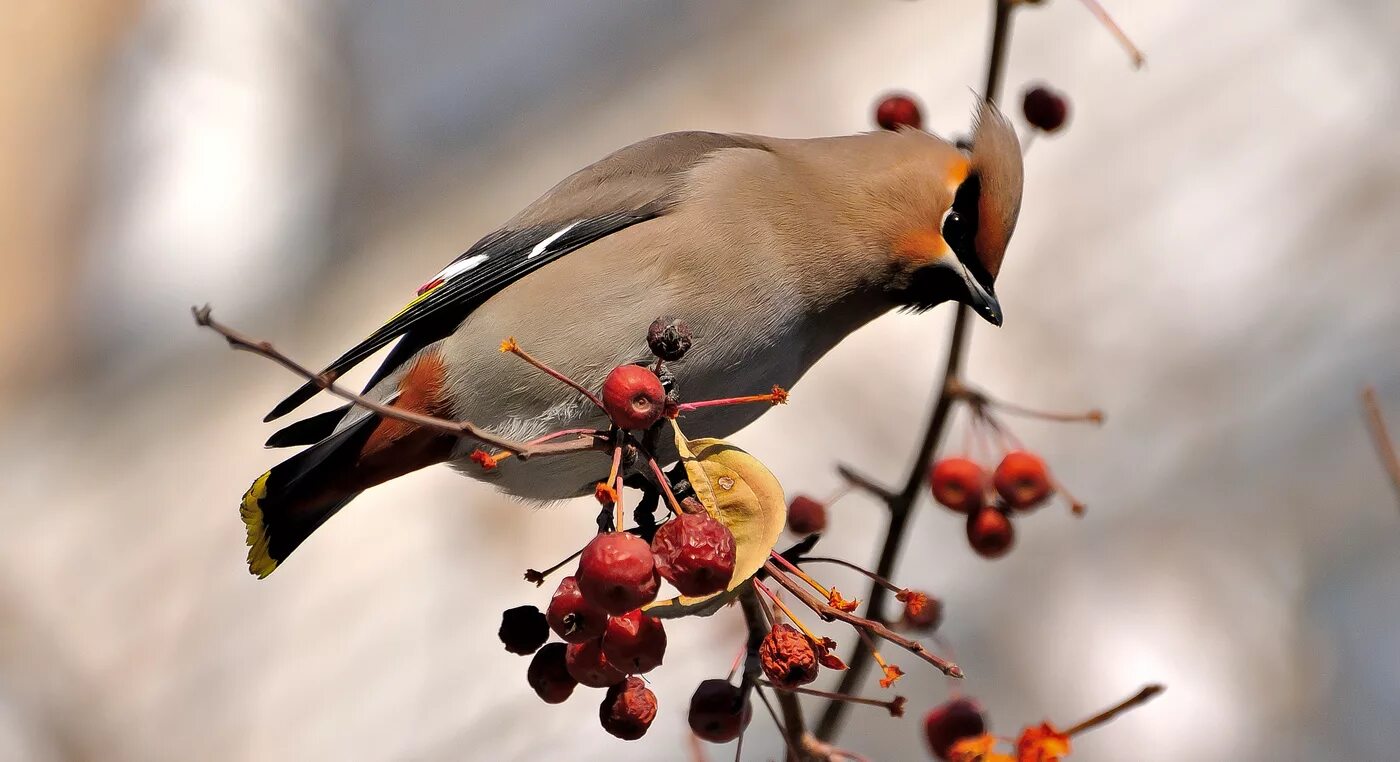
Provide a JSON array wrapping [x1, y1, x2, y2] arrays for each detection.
[[599, 676, 658, 740], [546, 575, 609, 643], [651, 513, 737, 597], [602, 365, 666, 430], [688, 679, 753, 743], [930, 457, 986, 513], [602, 610, 667, 675], [578, 532, 660, 615], [786, 495, 827, 535], [967, 505, 1015, 559], [759, 623, 820, 688], [1022, 84, 1070, 133], [899, 592, 944, 633], [566, 638, 626, 688], [993, 450, 1054, 510], [925, 697, 987, 760], [875, 92, 923, 131], [647, 317, 693, 361], [527, 643, 577, 704], [498, 604, 549, 655]]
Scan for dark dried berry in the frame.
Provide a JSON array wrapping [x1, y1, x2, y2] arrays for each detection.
[[599, 676, 658, 740], [1022, 84, 1070, 133], [566, 638, 627, 689], [759, 623, 820, 688], [546, 575, 609, 643], [651, 513, 737, 597], [647, 317, 693, 361], [967, 505, 1015, 559], [527, 643, 577, 704], [925, 697, 987, 760], [602, 610, 667, 675], [498, 605, 550, 655], [578, 533, 660, 615], [786, 495, 827, 535], [688, 679, 753, 743], [875, 92, 923, 131]]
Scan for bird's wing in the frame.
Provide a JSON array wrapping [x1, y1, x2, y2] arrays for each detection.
[[263, 131, 770, 425]]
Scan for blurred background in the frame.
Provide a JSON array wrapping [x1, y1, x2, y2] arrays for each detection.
[[2, 0, 1398, 759]]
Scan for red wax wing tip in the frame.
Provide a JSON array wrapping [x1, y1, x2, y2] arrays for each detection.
[[416, 278, 444, 296]]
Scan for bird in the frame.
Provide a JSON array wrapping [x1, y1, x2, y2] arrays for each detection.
[[239, 102, 1024, 577]]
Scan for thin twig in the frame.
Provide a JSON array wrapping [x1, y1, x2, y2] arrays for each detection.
[[193, 306, 606, 461], [1064, 684, 1164, 736], [815, 1, 1012, 738], [764, 562, 962, 678], [834, 464, 897, 504], [1362, 387, 1400, 505], [500, 337, 606, 411]]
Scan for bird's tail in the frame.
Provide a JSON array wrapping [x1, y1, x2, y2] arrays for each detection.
[[240, 415, 379, 577]]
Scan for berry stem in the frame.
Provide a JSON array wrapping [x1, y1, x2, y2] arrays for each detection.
[[1362, 386, 1400, 506], [769, 551, 834, 599], [759, 681, 906, 719], [523, 546, 584, 587], [675, 386, 789, 413], [1074, 0, 1145, 68], [792, 556, 905, 597], [751, 686, 803, 762], [499, 337, 607, 411], [967, 386, 1105, 425], [643, 454, 685, 515], [764, 561, 963, 679], [753, 579, 825, 647], [525, 427, 607, 446], [1063, 684, 1165, 737]]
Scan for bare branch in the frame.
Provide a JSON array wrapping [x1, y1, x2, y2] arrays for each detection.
[[192, 305, 605, 461], [1064, 684, 1165, 736]]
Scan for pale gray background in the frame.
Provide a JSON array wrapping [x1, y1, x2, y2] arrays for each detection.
[[2, 1, 1398, 760]]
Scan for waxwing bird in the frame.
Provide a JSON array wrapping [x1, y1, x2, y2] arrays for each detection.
[[240, 102, 1023, 577]]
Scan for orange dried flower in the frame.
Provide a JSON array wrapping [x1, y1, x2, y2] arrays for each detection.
[[499, 337, 520, 353], [879, 663, 905, 689], [469, 449, 499, 470], [594, 482, 619, 506], [827, 587, 860, 613], [1015, 722, 1071, 762], [770, 385, 790, 404]]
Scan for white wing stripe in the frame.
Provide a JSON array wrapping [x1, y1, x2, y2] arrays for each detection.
[[434, 253, 489, 282], [527, 221, 579, 259]]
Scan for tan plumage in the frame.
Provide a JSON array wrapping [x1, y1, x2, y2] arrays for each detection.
[[240, 103, 1023, 576]]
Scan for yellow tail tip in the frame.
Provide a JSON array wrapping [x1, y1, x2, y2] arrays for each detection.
[[241, 472, 278, 578]]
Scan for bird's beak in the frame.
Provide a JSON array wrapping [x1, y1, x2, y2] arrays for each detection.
[[938, 248, 1002, 326]]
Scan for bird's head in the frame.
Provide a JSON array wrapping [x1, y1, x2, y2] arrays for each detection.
[[876, 102, 1024, 326]]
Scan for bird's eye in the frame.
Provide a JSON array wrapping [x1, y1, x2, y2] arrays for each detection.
[[941, 209, 970, 250]]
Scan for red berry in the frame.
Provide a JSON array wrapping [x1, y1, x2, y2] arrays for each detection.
[[601, 610, 667, 675], [929, 458, 986, 514], [498, 604, 550, 655], [759, 623, 820, 688], [899, 592, 944, 633], [924, 697, 987, 760], [527, 643, 577, 704], [601, 365, 666, 430], [578, 533, 660, 615], [651, 513, 737, 597], [688, 679, 753, 743], [546, 575, 609, 643], [993, 450, 1054, 510], [565, 638, 626, 689], [967, 505, 1015, 559], [647, 317, 693, 361], [598, 676, 658, 740], [1022, 84, 1070, 133], [875, 92, 923, 131], [786, 495, 827, 535]]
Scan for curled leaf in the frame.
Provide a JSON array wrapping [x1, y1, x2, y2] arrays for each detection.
[[644, 421, 787, 619]]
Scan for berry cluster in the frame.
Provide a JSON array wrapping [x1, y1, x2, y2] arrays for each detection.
[[490, 319, 794, 740]]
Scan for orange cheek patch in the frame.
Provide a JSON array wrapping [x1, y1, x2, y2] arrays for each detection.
[[893, 228, 948, 264]]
